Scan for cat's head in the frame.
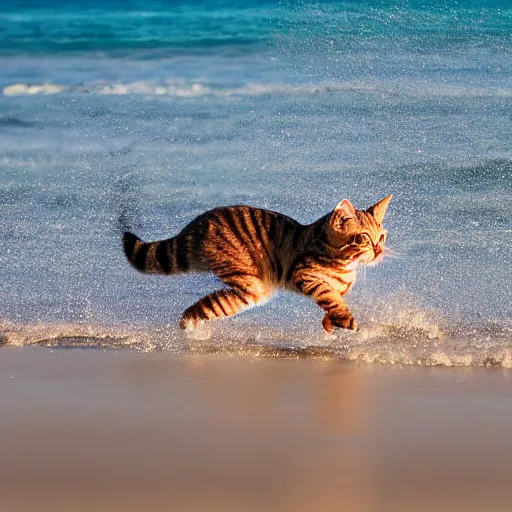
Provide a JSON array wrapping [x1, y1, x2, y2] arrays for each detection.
[[328, 195, 392, 266]]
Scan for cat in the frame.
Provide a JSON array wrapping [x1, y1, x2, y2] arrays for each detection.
[[123, 195, 392, 333]]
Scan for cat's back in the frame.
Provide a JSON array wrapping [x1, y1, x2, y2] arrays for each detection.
[[186, 204, 300, 242], [182, 205, 301, 281]]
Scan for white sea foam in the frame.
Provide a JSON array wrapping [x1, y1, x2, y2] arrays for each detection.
[[0, 320, 157, 352], [3, 83, 68, 96], [2, 314, 511, 368], [4, 80, 511, 98]]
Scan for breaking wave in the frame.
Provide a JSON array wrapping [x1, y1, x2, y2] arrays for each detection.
[[4, 81, 512, 98], [2, 310, 511, 368]]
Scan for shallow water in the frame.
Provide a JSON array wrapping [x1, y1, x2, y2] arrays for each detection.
[[0, 0, 511, 365]]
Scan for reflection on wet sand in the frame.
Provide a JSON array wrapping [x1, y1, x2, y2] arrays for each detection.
[[178, 355, 371, 512], [1, 349, 511, 511]]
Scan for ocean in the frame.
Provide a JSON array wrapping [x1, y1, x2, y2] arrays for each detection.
[[1, 0, 511, 366]]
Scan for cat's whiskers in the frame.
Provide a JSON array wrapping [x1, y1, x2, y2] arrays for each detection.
[[383, 247, 402, 259]]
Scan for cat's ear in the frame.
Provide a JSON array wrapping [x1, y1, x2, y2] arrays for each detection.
[[367, 194, 392, 224], [331, 199, 357, 226]]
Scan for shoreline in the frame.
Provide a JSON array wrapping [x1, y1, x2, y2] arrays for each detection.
[[1, 319, 512, 368]]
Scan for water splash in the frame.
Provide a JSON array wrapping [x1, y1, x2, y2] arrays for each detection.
[[2, 309, 511, 368]]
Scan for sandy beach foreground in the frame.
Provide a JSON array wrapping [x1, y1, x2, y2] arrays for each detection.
[[1, 348, 511, 512]]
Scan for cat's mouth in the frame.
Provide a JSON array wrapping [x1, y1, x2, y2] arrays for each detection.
[[355, 246, 385, 267], [346, 245, 385, 268], [368, 246, 385, 266]]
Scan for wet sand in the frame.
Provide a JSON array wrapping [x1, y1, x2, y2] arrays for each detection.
[[1, 348, 511, 512]]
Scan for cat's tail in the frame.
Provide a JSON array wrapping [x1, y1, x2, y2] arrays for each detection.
[[123, 232, 191, 275]]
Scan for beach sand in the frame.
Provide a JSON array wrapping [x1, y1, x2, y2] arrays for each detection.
[[1, 348, 511, 512]]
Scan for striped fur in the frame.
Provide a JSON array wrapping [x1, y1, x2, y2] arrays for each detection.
[[123, 195, 392, 332]]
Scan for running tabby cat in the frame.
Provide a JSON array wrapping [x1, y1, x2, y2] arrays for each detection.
[[123, 195, 392, 333]]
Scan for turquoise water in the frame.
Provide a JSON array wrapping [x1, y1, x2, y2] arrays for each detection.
[[1, 1, 511, 55], [0, 0, 277, 55], [0, 1, 511, 365]]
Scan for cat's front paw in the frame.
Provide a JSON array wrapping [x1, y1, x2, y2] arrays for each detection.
[[322, 312, 358, 333]]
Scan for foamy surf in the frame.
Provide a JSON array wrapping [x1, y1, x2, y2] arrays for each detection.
[[2, 83, 68, 96], [2, 315, 511, 368], [0, 321, 157, 352], [4, 80, 511, 98]]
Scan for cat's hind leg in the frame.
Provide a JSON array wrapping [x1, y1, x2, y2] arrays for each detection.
[[179, 277, 271, 330]]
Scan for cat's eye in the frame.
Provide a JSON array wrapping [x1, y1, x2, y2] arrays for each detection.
[[354, 233, 371, 245], [379, 233, 387, 245]]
